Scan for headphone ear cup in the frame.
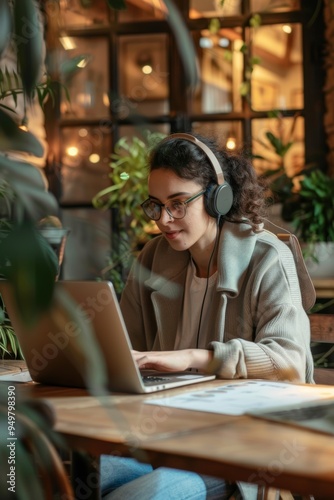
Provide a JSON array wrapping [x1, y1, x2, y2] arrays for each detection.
[[204, 184, 218, 218], [205, 183, 233, 217], [214, 182, 233, 216]]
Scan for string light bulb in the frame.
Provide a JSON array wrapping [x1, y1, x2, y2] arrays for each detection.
[[67, 146, 79, 157], [226, 136, 237, 150]]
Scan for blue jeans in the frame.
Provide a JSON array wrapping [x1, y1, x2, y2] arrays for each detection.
[[100, 456, 236, 499]]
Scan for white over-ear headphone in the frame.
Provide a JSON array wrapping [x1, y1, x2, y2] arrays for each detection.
[[165, 133, 233, 217]]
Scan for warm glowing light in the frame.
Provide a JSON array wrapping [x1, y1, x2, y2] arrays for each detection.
[[77, 58, 88, 68], [218, 37, 229, 48], [234, 39, 244, 51], [19, 125, 28, 131], [60, 102, 68, 114], [78, 128, 88, 138], [67, 146, 79, 157], [89, 154, 100, 164], [103, 93, 110, 107], [282, 25, 292, 34], [226, 137, 237, 150], [77, 93, 92, 106], [59, 36, 77, 50], [151, 0, 167, 14], [199, 37, 213, 49], [142, 65, 153, 75]]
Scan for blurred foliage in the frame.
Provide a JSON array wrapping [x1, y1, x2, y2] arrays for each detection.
[[0, 108, 44, 156], [0, 292, 23, 358], [0, 385, 74, 499], [93, 131, 165, 293], [0, 1, 119, 495], [220, 13, 262, 101], [255, 110, 300, 206], [93, 131, 165, 233], [0, 0, 60, 358], [290, 169, 334, 244], [0, 223, 59, 326], [252, 109, 322, 228], [0, 69, 61, 114]]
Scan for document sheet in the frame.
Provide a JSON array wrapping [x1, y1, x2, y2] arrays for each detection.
[[145, 380, 334, 416]]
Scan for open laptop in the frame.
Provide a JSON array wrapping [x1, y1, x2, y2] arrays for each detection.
[[0, 280, 215, 393]]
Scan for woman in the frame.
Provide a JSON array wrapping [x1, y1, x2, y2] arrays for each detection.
[[101, 133, 315, 499]]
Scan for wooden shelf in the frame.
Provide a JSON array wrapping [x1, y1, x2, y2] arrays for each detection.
[[0, 360, 32, 382], [313, 279, 334, 299]]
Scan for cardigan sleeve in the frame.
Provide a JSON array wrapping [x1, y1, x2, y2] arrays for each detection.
[[208, 304, 311, 382], [207, 243, 314, 383]]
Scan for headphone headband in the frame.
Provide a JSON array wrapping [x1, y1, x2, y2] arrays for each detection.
[[165, 133, 225, 185], [159, 132, 233, 217]]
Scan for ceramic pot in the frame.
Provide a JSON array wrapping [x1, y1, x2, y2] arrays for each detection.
[[302, 242, 334, 279]]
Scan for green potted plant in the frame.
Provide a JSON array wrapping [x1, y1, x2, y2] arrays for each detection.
[[92, 130, 165, 294], [252, 110, 324, 240], [290, 169, 334, 278], [255, 111, 297, 203], [254, 111, 299, 186]]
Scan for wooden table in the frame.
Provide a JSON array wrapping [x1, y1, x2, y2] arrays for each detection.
[[12, 380, 334, 500]]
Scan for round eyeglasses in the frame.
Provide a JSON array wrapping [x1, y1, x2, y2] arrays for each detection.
[[141, 190, 206, 221]]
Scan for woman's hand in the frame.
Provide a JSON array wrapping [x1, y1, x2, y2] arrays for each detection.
[[132, 349, 213, 373]]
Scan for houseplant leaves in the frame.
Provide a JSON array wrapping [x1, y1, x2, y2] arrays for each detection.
[[292, 169, 334, 243], [0, 0, 11, 58], [106, 0, 126, 9], [0, 154, 59, 221], [0, 109, 44, 157], [13, 0, 43, 100], [0, 222, 59, 326]]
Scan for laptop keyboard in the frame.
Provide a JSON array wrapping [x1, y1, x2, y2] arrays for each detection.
[[142, 375, 172, 384]]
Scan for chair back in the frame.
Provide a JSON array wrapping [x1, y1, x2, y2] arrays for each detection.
[[263, 220, 316, 312], [309, 314, 334, 385]]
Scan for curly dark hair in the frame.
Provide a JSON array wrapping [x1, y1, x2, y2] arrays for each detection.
[[149, 133, 266, 228]]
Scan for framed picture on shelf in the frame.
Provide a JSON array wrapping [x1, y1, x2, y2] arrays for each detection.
[[119, 34, 169, 101], [251, 79, 278, 111], [290, 88, 304, 108]]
